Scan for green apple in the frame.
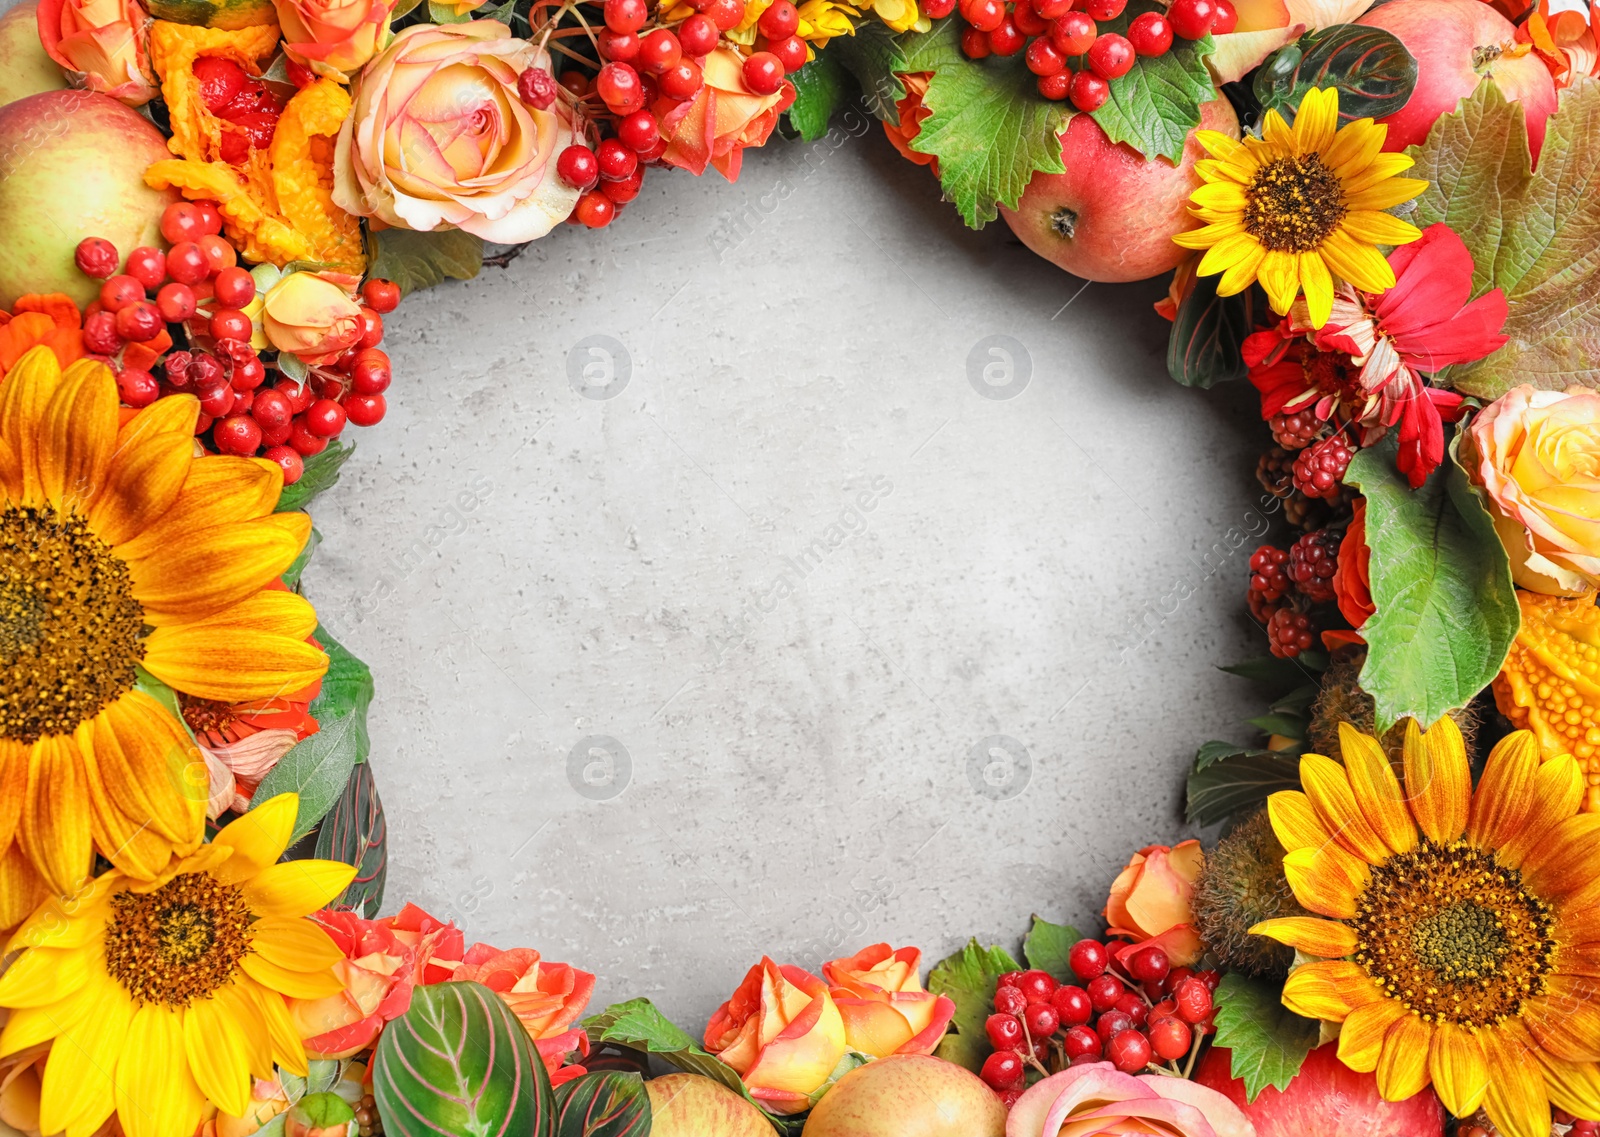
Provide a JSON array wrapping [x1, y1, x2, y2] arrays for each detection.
[[646, 1074, 777, 1137], [0, 89, 180, 309], [801, 1056, 1006, 1137], [0, 2, 67, 109]]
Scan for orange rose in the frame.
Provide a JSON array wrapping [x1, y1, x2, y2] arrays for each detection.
[[261, 269, 364, 364], [881, 71, 935, 172], [1335, 497, 1375, 630], [1103, 841, 1205, 968], [36, 0, 157, 105], [654, 47, 794, 182], [273, 0, 396, 81], [449, 944, 597, 1087], [333, 22, 580, 241], [704, 958, 847, 1114], [822, 944, 954, 1058]]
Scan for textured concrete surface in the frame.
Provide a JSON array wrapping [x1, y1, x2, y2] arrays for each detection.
[[298, 119, 1273, 1030]]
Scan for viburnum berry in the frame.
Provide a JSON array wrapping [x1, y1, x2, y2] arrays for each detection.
[[1086, 32, 1134, 79], [194, 200, 223, 236], [704, 0, 745, 30], [1113, 991, 1149, 1028], [616, 111, 660, 153], [345, 394, 386, 427], [994, 985, 1027, 1016], [677, 13, 719, 54], [99, 274, 144, 312], [598, 28, 640, 62], [979, 1050, 1024, 1090], [156, 282, 198, 322], [1026, 36, 1066, 75], [189, 353, 225, 391], [1049, 11, 1096, 54], [961, 26, 992, 57], [743, 51, 785, 93], [1023, 1002, 1059, 1040], [638, 28, 683, 74], [517, 66, 558, 108], [1037, 69, 1073, 100], [659, 58, 704, 100], [557, 144, 600, 189], [1212, 0, 1238, 31], [1266, 606, 1314, 658], [1107, 1029, 1151, 1073], [1012, 4, 1048, 35], [116, 368, 159, 408], [985, 1013, 1024, 1050], [199, 234, 237, 273], [264, 444, 304, 484], [75, 237, 119, 279], [764, 33, 809, 72], [1068, 939, 1109, 981], [961, 0, 1005, 29], [1095, 1010, 1136, 1044], [304, 398, 347, 438], [1167, 0, 1216, 38], [597, 138, 638, 182], [597, 62, 645, 113], [576, 191, 617, 228], [1062, 1024, 1100, 1060], [1288, 528, 1340, 602], [758, 0, 800, 38], [1034, 0, 1072, 14], [160, 201, 208, 244], [350, 349, 392, 394], [602, 167, 645, 203], [1128, 945, 1170, 984], [362, 278, 401, 314], [210, 309, 253, 342], [1087, 974, 1122, 1013], [125, 246, 166, 290], [1127, 11, 1173, 54], [115, 302, 163, 343], [1269, 406, 1323, 449], [166, 241, 210, 285], [604, 0, 647, 32], [1069, 69, 1109, 111], [1149, 1017, 1192, 1061], [252, 387, 294, 430], [1173, 977, 1214, 1024], [1293, 434, 1354, 499], [214, 414, 263, 456], [198, 382, 235, 418], [1017, 970, 1056, 1002], [988, 16, 1026, 54], [560, 69, 590, 96], [1084, 0, 1125, 17], [922, 0, 955, 15]]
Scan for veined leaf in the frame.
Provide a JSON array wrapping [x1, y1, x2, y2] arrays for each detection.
[[313, 761, 388, 917], [1410, 80, 1600, 396], [1022, 915, 1082, 980], [1186, 750, 1301, 827], [1213, 972, 1318, 1101], [1254, 27, 1417, 125], [553, 1071, 650, 1137], [277, 439, 353, 514], [787, 51, 853, 141], [367, 226, 483, 296], [833, 21, 909, 122], [253, 627, 374, 842], [1344, 434, 1519, 730], [583, 999, 747, 1097], [1167, 273, 1254, 389], [374, 982, 555, 1137], [927, 939, 1022, 1071], [1079, 0, 1217, 163]]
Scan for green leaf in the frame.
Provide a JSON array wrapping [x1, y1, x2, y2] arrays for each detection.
[[1344, 433, 1519, 731], [900, 19, 1068, 227], [1081, 0, 1217, 162], [374, 982, 555, 1137], [253, 627, 374, 842], [1185, 751, 1301, 827], [282, 525, 321, 589], [787, 51, 853, 141], [552, 1071, 650, 1137], [367, 226, 484, 296], [1166, 273, 1254, 389], [1219, 652, 1325, 689], [277, 439, 354, 515], [1253, 27, 1416, 125], [1022, 915, 1082, 980], [583, 999, 749, 1097], [1246, 712, 1307, 738], [927, 939, 1021, 1071], [291, 1093, 356, 1131], [1194, 739, 1250, 771], [1212, 972, 1319, 1102], [277, 353, 308, 383], [1409, 80, 1600, 396], [832, 21, 909, 122], [314, 761, 388, 917]]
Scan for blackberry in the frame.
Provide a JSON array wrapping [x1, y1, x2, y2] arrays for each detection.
[[1288, 528, 1340, 602], [1247, 545, 1291, 623], [1267, 606, 1315, 658], [1292, 435, 1354, 500], [1256, 446, 1295, 499], [1269, 407, 1322, 450]]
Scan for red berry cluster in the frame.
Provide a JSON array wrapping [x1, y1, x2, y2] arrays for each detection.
[[1246, 544, 1289, 624], [977, 941, 1217, 1107], [1553, 1111, 1600, 1137], [947, 0, 1233, 107], [1287, 528, 1340, 603], [191, 57, 285, 166], [1267, 407, 1323, 451], [1250, 530, 1346, 657], [74, 201, 401, 487], [1291, 434, 1354, 499], [540, 0, 803, 228]]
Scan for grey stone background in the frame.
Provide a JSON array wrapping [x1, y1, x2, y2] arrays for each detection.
[[300, 113, 1274, 1029]]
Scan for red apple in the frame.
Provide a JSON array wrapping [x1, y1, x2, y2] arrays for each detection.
[[800, 1055, 1006, 1137], [0, 2, 67, 109], [999, 96, 1240, 284], [646, 1074, 777, 1136], [1195, 1042, 1446, 1137], [1359, 0, 1557, 161], [0, 89, 180, 309]]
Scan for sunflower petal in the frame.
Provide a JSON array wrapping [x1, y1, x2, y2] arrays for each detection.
[[1429, 1022, 1490, 1115], [38, 980, 131, 1137], [1197, 232, 1265, 277], [1524, 814, 1600, 899], [1337, 998, 1408, 1072], [1481, 1022, 1553, 1137], [88, 429, 196, 548], [1268, 790, 1335, 851], [114, 456, 281, 559], [1402, 717, 1470, 844], [1374, 1013, 1432, 1101], [1300, 753, 1391, 863], [184, 994, 254, 1117], [38, 360, 117, 514], [143, 603, 328, 704], [1523, 976, 1600, 1062], [1534, 1048, 1600, 1124], [0, 346, 65, 506], [0, 740, 29, 858], [1323, 117, 1384, 176], [1468, 730, 1541, 851], [116, 1005, 207, 1137], [1299, 251, 1334, 329], [1319, 228, 1396, 294], [216, 983, 275, 1081], [1500, 754, 1584, 868], [1217, 244, 1267, 296], [1339, 723, 1416, 856], [0, 980, 97, 1056], [1339, 210, 1423, 247], [126, 513, 311, 627], [210, 793, 298, 886], [0, 946, 89, 1007], [1283, 843, 1370, 919], [88, 691, 207, 852], [6, 873, 116, 952], [1249, 916, 1357, 958], [237, 859, 357, 918], [1343, 175, 1430, 210], [248, 983, 309, 1077], [0, 840, 50, 931], [240, 953, 345, 999], [250, 916, 345, 972], [1293, 86, 1339, 154], [1257, 249, 1302, 315], [1280, 959, 1377, 1021], [19, 735, 94, 895]]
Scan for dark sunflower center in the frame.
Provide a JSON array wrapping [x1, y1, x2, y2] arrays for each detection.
[[0, 505, 145, 743], [1351, 840, 1556, 1028], [1244, 154, 1347, 253], [104, 873, 253, 1007]]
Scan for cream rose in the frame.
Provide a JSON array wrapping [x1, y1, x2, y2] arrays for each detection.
[[1467, 385, 1600, 595], [333, 21, 579, 242]]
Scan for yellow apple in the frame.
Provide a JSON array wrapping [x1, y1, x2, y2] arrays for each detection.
[[0, 2, 67, 109], [801, 1056, 1006, 1137], [646, 1074, 777, 1137]]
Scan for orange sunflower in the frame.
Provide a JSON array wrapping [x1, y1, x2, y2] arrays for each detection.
[[1252, 719, 1600, 1137], [0, 344, 327, 923]]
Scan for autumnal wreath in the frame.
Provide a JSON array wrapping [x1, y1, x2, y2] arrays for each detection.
[[0, 0, 1597, 1134]]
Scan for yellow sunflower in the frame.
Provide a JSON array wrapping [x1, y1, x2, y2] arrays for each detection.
[[1251, 719, 1600, 1137], [0, 793, 355, 1137], [1173, 86, 1428, 328], [0, 345, 326, 922]]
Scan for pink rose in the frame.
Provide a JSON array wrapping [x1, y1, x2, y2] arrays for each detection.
[[822, 944, 955, 1058], [654, 46, 794, 182], [1007, 1062, 1255, 1137], [36, 0, 157, 105], [448, 944, 597, 1087], [705, 958, 847, 1114], [333, 22, 580, 241], [1103, 840, 1206, 968], [273, 0, 396, 82]]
